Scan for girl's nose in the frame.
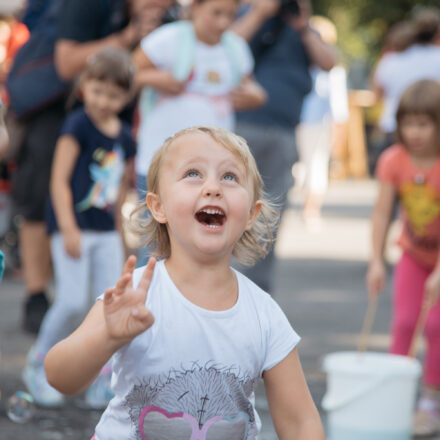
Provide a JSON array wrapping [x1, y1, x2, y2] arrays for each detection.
[[203, 179, 222, 197], [205, 189, 221, 197]]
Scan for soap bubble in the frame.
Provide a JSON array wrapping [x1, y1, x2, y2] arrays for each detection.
[[7, 391, 35, 423]]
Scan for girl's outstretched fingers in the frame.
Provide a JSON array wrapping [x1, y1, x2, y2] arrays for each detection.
[[122, 255, 137, 276], [114, 273, 132, 297], [103, 286, 116, 306], [121, 255, 137, 288], [137, 257, 156, 299]]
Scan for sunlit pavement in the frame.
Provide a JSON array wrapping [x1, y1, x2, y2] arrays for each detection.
[[0, 179, 434, 439]]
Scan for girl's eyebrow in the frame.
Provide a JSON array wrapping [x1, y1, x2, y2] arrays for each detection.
[[178, 156, 243, 172]]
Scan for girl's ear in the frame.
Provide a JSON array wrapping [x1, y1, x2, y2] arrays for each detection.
[[146, 192, 167, 224], [245, 200, 262, 231]]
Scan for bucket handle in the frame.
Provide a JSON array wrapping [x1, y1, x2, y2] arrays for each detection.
[[321, 374, 388, 412]]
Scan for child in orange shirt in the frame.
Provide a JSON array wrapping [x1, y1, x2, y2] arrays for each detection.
[[366, 79, 440, 437]]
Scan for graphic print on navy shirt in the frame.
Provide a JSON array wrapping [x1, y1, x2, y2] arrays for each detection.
[[46, 108, 136, 234], [124, 362, 259, 440], [75, 144, 125, 212]]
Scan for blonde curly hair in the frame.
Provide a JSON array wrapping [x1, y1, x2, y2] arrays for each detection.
[[130, 126, 279, 266]]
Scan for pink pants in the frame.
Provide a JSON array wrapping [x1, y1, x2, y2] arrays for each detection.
[[390, 252, 440, 386]]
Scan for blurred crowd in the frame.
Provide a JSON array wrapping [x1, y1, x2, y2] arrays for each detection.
[[1, 0, 440, 432], [0, 0, 341, 332]]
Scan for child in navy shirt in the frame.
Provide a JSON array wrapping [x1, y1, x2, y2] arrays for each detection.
[[23, 48, 136, 409]]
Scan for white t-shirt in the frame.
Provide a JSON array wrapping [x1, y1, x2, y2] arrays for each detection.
[[374, 44, 440, 133], [94, 260, 299, 440], [135, 22, 254, 176]]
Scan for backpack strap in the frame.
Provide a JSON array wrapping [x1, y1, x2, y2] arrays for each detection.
[[172, 21, 197, 81], [221, 30, 246, 86], [139, 87, 157, 123], [139, 21, 194, 121]]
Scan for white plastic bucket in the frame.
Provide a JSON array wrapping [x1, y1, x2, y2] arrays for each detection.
[[322, 351, 422, 440]]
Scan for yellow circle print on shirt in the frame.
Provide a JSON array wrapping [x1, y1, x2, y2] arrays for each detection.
[[206, 70, 220, 83], [400, 180, 440, 236]]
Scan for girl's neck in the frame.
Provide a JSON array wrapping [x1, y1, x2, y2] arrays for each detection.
[[408, 149, 440, 169], [165, 254, 238, 311], [85, 108, 121, 138]]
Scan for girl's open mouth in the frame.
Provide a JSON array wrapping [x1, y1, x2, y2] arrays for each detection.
[[195, 208, 226, 228]]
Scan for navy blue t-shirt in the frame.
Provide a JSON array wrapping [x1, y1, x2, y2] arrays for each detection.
[[237, 18, 312, 129], [46, 108, 136, 234]]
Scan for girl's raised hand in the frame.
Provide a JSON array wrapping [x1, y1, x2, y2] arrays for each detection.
[[103, 256, 156, 346]]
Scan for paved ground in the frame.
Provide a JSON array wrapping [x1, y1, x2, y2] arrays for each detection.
[[0, 179, 433, 439]]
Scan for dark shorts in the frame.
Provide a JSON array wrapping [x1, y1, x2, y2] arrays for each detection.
[[11, 103, 65, 222]]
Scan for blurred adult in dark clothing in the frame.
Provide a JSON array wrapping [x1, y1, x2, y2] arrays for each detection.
[[21, 0, 51, 32], [12, 0, 170, 333], [232, 0, 337, 293]]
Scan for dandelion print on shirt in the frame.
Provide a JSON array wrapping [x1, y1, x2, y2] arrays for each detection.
[[124, 362, 259, 440], [76, 145, 125, 212]]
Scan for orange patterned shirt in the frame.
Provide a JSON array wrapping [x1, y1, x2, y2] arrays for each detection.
[[377, 144, 440, 268]]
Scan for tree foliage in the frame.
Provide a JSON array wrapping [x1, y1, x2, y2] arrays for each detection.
[[312, 0, 440, 66]]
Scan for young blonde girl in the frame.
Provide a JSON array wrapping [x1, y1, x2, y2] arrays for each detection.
[[367, 79, 440, 437], [45, 126, 324, 439], [23, 48, 136, 409]]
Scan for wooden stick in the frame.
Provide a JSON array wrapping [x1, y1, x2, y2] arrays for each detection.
[[408, 298, 431, 359], [358, 295, 378, 354]]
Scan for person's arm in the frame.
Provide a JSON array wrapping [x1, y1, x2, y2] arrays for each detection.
[[0, 111, 9, 161], [234, 0, 337, 71], [286, 0, 337, 71], [264, 349, 325, 439], [365, 181, 395, 296], [230, 75, 267, 111], [231, 0, 280, 41], [50, 135, 82, 258], [45, 256, 156, 394], [55, 28, 137, 81], [54, 0, 144, 81], [132, 46, 185, 94], [297, 26, 337, 71]]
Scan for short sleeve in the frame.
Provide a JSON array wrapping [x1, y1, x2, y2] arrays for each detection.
[[233, 34, 254, 76], [373, 54, 392, 89], [121, 123, 136, 160], [59, 110, 86, 147], [57, 0, 106, 42], [261, 297, 300, 374], [140, 23, 178, 69], [375, 145, 401, 186]]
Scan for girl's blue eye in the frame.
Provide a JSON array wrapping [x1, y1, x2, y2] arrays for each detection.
[[185, 170, 200, 178], [223, 173, 237, 182]]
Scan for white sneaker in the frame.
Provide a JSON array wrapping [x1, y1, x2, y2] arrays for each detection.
[[22, 347, 64, 408], [84, 366, 114, 410]]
